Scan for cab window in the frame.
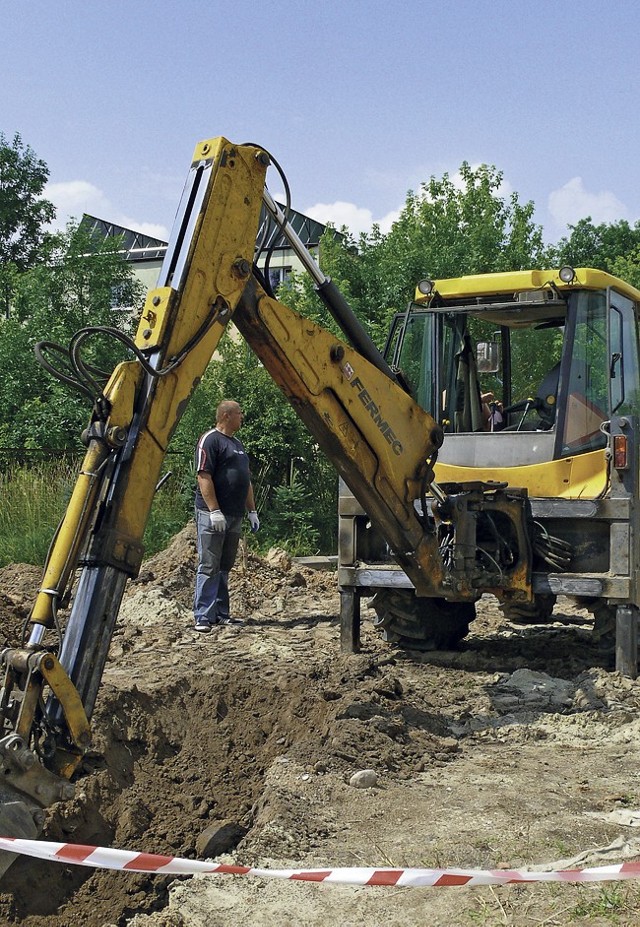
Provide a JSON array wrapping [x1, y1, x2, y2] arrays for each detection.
[[561, 291, 608, 453]]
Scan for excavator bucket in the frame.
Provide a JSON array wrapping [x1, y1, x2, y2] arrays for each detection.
[[0, 786, 44, 879]]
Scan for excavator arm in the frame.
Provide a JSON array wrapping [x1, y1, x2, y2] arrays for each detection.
[[0, 136, 530, 872], [234, 276, 444, 587]]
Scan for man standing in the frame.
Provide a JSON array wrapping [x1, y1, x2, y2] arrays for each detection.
[[193, 400, 260, 632]]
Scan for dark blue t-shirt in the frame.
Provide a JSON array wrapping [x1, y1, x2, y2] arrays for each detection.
[[194, 429, 251, 516]]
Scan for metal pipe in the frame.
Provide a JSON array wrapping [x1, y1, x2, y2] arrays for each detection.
[[262, 189, 326, 286], [262, 190, 398, 382]]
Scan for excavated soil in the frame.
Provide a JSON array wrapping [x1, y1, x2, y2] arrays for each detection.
[[1, 527, 640, 925]]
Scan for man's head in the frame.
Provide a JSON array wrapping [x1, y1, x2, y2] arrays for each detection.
[[216, 400, 244, 435]]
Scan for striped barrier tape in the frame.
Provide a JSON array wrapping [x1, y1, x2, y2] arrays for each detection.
[[1, 836, 640, 886]]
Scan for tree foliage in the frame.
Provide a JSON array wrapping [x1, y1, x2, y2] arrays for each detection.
[[374, 162, 545, 323], [610, 247, 640, 291], [0, 222, 143, 453], [0, 133, 56, 315], [545, 218, 640, 272]]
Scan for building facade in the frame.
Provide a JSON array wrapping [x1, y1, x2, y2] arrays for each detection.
[[81, 206, 331, 306]]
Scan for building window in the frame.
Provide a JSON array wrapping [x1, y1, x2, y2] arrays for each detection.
[[110, 283, 133, 312], [268, 266, 292, 292]]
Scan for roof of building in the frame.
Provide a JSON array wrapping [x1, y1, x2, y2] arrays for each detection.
[[259, 206, 328, 251], [80, 204, 332, 265], [80, 214, 167, 262]]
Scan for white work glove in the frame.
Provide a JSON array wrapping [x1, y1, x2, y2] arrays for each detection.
[[248, 511, 260, 533], [208, 509, 227, 532]]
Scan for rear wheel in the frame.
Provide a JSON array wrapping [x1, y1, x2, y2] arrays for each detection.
[[370, 589, 475, 651], [578, 598, 616, 651], [500, 593, 556, 624]]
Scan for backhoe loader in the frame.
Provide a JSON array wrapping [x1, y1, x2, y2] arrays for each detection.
[[0, 136, 638, 875], [339, 266, 640, 669]]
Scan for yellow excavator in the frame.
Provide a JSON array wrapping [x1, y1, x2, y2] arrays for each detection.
[[0, 136, 638, 874]]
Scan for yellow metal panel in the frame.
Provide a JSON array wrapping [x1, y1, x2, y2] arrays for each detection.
[[135, 287, 177, 351], [434, 449, 609, 499], [415, 268, 640, 304], [39, 653, 91, 752], [234, 283, 447, 595], [102, 361, 141, 430]]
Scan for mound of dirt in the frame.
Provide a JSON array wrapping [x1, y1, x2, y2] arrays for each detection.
[[1, 530, 640, 927], [0, 563, 42, 646]]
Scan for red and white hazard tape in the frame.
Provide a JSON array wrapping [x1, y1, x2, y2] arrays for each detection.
[[1, 836, 640, 886]]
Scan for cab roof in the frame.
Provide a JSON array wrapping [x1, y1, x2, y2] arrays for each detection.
[[414, 267, 640, 305]]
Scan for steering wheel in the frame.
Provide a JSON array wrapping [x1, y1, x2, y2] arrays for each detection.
[[502, 397, 544, 415], [501, 397, 547, 432]]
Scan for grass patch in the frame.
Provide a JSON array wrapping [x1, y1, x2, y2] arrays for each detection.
[[572, 883, 640, 921], [0, 455, 336, 571], [0, 459, 195, 569], [0, 459, 79, 566]]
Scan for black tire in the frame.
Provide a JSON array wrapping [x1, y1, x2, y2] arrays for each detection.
[[500, 593, 556, 624], [370, 589, 475, 651], [581, 598, 616, 651]]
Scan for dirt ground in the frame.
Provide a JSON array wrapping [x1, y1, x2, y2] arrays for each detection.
[[1, 526, 640, 926]]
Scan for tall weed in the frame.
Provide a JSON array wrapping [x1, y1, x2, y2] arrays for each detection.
[[0, 459, 78, 566], [0, 451, 336, 571], [0, 457, 195, 569], [144, 456, 194, 555]]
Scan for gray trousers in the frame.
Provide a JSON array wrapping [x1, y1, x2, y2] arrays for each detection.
[[193, 509, 243, 624]]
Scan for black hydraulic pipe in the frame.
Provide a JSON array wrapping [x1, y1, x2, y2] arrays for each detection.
[[261, 188, 397, 384], [315, 279, 399, 383]]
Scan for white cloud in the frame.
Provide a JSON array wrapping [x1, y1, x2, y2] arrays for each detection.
[[118, 218, 169, 241], [548, 177, 627, 230], [376, 208, 401, 234], [46, 180, 110, 228], [305, 201, 373, 235], [45, 180, 169, 240], [304, 200, 400, 235]]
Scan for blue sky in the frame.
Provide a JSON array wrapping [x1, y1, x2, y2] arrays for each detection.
[[3, 0, 639, 245]]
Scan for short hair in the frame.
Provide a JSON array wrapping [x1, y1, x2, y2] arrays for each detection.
[[216, 400, 240, 423]]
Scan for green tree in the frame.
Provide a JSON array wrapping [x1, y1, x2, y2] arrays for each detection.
[[0, 133, 56, 316], [545, 218, 640, 271], [0, 222, 143, 453], [374, 162, 545, 325], [611, 246, 640, 291], [316, 224, 392, 345]]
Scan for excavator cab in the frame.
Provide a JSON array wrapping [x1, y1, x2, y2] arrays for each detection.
[[385, 268, 635, 466]]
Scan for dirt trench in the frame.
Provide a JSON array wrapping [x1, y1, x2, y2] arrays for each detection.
[[0, 529, 454, 926], [0, 660, 335, 924], [0, 528, 639, 926]]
